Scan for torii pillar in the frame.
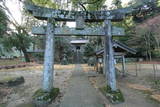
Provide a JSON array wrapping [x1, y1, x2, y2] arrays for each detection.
[[104, 19, 117, 91], [42, 18, 55, 92]]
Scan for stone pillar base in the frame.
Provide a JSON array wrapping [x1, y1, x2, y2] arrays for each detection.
[[100, 85, 125, 104], [32, 88, 59, 107]]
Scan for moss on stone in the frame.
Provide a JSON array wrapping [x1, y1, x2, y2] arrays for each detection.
[[32, 88, 59, 104], [100, 85, 125, 104], [0, 76, 24, 86], [0, 104, 7, 107], [16, 103, 35, 107]]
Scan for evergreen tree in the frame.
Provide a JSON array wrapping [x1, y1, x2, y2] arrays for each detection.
[[0, 8, 7, 37]]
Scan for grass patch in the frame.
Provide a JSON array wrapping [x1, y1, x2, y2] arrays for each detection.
[[100, 85, 125, 104], [153, 80, 160, 90], [0, 59, 22, 66], [32, 88, 59, 103]]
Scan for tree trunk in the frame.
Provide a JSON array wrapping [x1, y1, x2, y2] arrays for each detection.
[[104, 20, 117, 91], [21, 47, 30, 62], [43, 18, 55, 92]]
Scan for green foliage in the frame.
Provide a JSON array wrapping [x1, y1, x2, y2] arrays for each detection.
[[1, 26, 32, 62], [32, 52, 44, 61], [150, 79, 160, 92], [28, 0, 58, 8], [55, 37, 73, 63], [70, 0, 105, 11], [87, 0, 106, 11], [158, 0, 160, 7], [112, 0, 122, 9], [84, 43, 95, 57], [0, 8, 8, 37], [88, 57, 96, 66], [100, 85, 125, 104], [61, 55, 68, 65], [128, 27, 157, 59], [61, 59, 68, 65], [2, 28, 31, 51], [152, 50, 160, 58]]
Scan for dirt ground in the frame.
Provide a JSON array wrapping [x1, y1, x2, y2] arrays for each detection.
[[0, 63, 160, 107], [89, 63, 160, 107], [0, 64, 74, 107]]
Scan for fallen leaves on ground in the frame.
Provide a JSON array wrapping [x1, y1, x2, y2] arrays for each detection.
[[89, 77, 98, 89], [0, 64, 75, 72], [150, 94, 160, 102], [0, 87, 13, 103], [54, 64, 75, 70], [81, 64, 94, 72], [127, 83, 154, 92]]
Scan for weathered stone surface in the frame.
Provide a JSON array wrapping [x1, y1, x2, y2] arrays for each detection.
[[76, 15, 85, 29], [100, 85, 124, 104], [104, 20, 117, 91], [0, 76, 25, 87], [16, 103, 35, 107], [24, 2, 155, 22], [32, 88, 59, 107], [42, 18, 55, 92], [32, 26, 125, 36], [24, 2, 125, 22]]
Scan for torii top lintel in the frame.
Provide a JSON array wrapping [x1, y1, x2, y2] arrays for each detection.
[[25, 3, 133, 22], [25, 3, 132, 22], [25, 2, 155, 22]]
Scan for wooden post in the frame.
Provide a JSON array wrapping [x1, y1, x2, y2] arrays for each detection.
[[153, 63, 156, 80], [96, 56, 99, 73], [122, 55, 126, 76], [43, 18, 55, 92], [104, 19, 117, 91], [136, 63, 138, 76]]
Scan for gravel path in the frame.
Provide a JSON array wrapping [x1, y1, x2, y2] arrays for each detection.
[[60, 64, 105, 107]]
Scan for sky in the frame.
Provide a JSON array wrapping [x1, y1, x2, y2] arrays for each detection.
[[5, 0, 23, 24], [4, 0, 132, 27]]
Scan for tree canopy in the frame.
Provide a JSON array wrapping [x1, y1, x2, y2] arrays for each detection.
[[28, 0, 57, 8], [1, 0, 160, 62], [0, 8, 7, 37]]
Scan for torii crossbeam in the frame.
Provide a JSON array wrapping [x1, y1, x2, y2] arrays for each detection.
[[32, 26, 125, 36]]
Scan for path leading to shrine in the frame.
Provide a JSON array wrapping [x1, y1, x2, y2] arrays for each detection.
[[59, 64, 105, 107]]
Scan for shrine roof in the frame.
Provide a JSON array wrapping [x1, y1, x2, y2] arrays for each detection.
[[95, 40, 136, 56], [70, 40, 89, 45]]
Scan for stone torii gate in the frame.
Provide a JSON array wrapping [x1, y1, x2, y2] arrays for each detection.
[[24, 2, 151, 93]]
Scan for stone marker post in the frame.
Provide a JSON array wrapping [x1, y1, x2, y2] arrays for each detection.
[[43, 18, 55, 92]]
